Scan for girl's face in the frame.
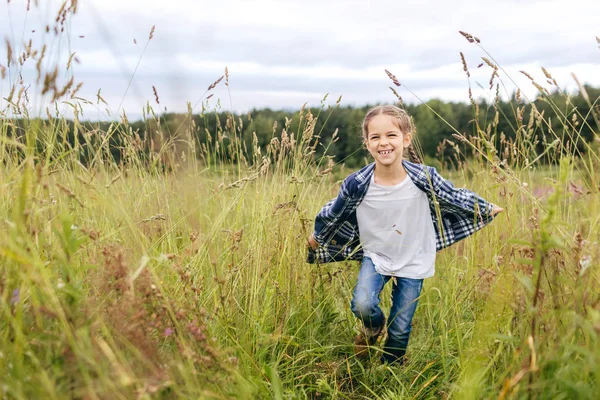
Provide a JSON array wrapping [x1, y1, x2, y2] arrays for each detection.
[[365, 114, 412, 168]]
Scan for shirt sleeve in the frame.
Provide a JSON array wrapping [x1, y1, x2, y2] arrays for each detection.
[[428, 166, 494, 218], [313, 177, 353, 245]]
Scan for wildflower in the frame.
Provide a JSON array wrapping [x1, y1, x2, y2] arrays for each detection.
[[164, 328, 173, 337], [11, 289, 20, 306], [227, 356, 238, 366], [579, 255, 591, 276]]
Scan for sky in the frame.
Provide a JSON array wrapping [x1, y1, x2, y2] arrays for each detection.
[[1, 0, 599, 121]]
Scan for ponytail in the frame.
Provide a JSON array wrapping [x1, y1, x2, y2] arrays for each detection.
[[407, 144, 421, 164]]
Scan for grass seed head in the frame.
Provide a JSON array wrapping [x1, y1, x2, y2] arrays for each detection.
[[5, 39, 14, 67], [70, 81, 83, 98], [460, 52, 470, 77], [385, 69, 401, 87], [489, 68, 498, 89], [520, 70, 534, 81], [458, 30, 479, 43], [152, 85, 160, 104], [541, 67, 553, 80], [452, 133, 468, 143], [481, 57, 497, 69], [56, 183, 84, 207], [207, 75, 224, 91], [571, 73, 590, 103], [389, 86, 402, 104], [66, 52, 76, 70]]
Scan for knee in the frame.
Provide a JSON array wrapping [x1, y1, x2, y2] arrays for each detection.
[[350, 294, 378, 319]]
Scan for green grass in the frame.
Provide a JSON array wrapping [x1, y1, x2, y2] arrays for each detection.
[[1, 109, 599, 399]]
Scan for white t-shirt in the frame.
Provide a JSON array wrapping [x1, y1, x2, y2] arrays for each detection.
[[356, 173, 436, 278]]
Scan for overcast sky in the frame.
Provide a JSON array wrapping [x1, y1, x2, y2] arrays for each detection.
[[1, 0, 599, 120]]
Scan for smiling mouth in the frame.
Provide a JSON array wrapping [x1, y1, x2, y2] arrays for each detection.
[[378, 149, 393, 155]]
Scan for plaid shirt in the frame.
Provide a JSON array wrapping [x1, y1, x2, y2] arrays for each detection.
[[307, 160, 496, 264]]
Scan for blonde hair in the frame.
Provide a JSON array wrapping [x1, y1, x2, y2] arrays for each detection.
[[361, 105, 421, 164]]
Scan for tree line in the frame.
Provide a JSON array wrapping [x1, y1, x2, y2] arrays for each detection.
[[4, 85, 599, 169]]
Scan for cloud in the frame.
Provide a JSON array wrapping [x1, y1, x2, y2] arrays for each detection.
[[1, 0, 599, 120]]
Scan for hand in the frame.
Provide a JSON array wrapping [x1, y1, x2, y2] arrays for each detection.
[[491, 204, 504, 216], [307, 234, 318, 250]]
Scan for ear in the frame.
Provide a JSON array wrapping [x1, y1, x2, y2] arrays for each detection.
[[403, 132, 413, 148]]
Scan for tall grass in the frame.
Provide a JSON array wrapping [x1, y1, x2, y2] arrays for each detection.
[[1, 3, 600, 399]]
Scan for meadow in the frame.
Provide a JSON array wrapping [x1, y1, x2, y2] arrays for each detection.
[[1, 4, 600, 399]]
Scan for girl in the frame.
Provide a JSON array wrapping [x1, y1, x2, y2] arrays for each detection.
[[307, 105, 503, 364]]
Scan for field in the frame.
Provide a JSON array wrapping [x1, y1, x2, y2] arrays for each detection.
[[2, 4, 600, 400], [2, 100, 600, 399]]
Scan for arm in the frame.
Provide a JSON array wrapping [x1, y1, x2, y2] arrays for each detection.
[[310, 177, 354, 247], [308, 233, 318, 250], [429, 166, 502, 217]]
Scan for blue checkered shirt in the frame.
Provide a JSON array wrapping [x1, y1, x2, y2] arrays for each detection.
[[307, 160, 496, 264]]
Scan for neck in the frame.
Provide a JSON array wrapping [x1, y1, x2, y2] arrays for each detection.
[[373, 160, 407, 185]]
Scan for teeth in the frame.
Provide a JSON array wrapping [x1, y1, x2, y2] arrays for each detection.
[[379, 150, 392, 155]]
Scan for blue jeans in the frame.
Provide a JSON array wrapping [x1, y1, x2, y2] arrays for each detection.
[[350, 257, 424, 363]]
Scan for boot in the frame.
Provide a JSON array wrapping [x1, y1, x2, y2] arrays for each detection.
[[353, 318, 385, 358]]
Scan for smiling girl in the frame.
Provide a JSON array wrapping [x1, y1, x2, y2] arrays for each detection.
[[307, 105, 503, 364]]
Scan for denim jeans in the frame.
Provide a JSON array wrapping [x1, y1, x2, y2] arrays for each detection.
[[350, 257, 424, 363]]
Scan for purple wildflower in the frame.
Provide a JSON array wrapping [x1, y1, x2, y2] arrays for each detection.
[[11, 289, 20, 306]]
